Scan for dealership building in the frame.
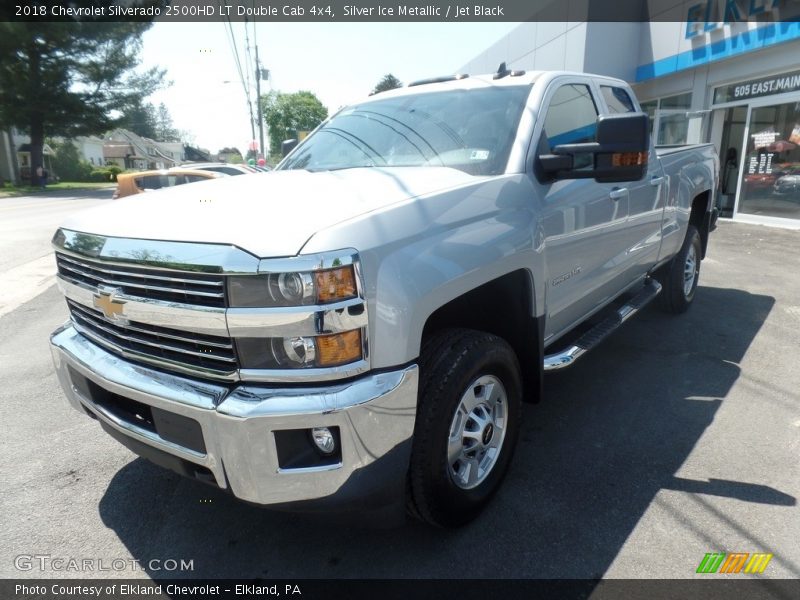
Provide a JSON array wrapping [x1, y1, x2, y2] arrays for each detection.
[[461, 7, 800, 228]]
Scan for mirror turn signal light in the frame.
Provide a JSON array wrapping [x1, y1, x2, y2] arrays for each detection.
[[612, 152, 648, 167]]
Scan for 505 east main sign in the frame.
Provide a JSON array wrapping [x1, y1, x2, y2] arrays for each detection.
[[714, 69, 800, 103]]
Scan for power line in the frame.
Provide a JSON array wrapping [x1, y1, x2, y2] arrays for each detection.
[[218, 0, 256, 148], [252, 11, 266, 158]]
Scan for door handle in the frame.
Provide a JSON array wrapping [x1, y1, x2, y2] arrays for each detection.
[[609, 187, 628, 200], [650, 176, 666, 186]]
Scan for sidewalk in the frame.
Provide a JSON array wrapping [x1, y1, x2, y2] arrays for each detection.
[[0, 182, 114, 198]]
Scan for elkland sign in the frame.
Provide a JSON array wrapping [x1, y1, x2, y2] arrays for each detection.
[[685, 0, 800, 38]]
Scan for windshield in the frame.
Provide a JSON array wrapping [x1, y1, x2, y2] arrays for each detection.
[[278, 85, 531, 176]]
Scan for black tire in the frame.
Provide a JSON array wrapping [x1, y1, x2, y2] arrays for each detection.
[[407, 328, 522, 527], [658, 224, 702, 314]]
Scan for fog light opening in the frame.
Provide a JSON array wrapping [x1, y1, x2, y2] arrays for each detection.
[[310, 427, 336, 455]]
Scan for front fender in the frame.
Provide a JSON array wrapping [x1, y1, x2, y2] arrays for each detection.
[[302, 174, 546, 370]]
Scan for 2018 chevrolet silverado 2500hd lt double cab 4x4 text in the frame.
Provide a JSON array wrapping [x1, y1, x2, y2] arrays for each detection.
[[50, 69, 718, 527]]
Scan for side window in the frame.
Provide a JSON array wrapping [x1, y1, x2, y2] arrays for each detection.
[[543, 84, 598, 169], [218, 167, 244, 176], [136, 176, 164, 190], [601, 86, 636, 114]]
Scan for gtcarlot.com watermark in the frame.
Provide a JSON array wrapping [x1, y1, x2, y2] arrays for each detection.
[[14, 554, 194, 572]]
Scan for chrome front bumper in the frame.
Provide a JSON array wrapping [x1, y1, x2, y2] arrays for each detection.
[[50, 324, 418, 510]]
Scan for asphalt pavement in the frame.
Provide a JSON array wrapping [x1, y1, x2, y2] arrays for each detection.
[[0, 195, 798, 581], [0, 189, 113, 319]]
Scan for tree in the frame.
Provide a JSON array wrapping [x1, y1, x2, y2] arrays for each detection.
[[120, 100, 158, 140], [50, 138, 91, 181], [372, 74, 402, 95], [155, 102, 180, 142], [0, 16, 166, 184], [261, 91, 328, 155], [218, 147, 244, 163]]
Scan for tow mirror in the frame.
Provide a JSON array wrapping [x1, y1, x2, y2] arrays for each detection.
[[281, 139, 298, 157], [539, 113, 650, 183]]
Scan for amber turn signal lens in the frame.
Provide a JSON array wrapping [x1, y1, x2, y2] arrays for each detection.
[[316, 330, 362, 367], [315, 266, 357, 303], [612, 151, 648, 167]]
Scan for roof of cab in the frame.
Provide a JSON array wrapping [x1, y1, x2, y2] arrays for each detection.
[[356, 70, 547, 105]]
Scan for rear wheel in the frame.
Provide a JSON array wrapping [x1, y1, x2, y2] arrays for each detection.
[[407, 329, 522, 527], [658, 224, 702, 314]]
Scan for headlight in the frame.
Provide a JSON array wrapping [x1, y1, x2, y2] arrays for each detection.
[[237, 330, 364, 369], [228, 265, 358, 307]]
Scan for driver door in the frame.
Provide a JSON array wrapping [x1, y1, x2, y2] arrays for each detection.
[[535, 81, 633, 344]]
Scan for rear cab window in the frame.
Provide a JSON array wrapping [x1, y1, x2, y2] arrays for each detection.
[[600, 85, 637, 114], [543, 83, 598, 169]]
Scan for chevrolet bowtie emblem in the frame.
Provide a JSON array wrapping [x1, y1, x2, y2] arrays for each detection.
[[93, 287, 126, 320]]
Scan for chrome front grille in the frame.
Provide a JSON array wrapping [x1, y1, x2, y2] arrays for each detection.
[[56, 253, 226, 308], [67, 299, 238, 379]]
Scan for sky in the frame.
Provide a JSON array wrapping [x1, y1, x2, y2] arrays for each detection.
[[139, 21, 520, 154]]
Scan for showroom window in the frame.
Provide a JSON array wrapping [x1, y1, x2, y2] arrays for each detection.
[[640, 92, 694, 145]]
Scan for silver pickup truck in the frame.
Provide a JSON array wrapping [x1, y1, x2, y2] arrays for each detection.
[[50, 70, 718, 527]]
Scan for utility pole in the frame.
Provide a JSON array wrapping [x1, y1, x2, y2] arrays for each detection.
[[254, 44, 265, 159]]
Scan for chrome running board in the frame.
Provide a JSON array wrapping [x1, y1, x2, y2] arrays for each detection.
[[543, 279, 662, 371]]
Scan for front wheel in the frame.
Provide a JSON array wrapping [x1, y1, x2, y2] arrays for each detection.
[[658, 224, 702, 314], [407, 329, 522, 527]]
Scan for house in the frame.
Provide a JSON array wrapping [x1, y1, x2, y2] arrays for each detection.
[[103, 143, 148, 170], [184, 145, 211, 162], [103, 129, 183, 170], [11, 129, 55, 182], [159, 142, 185, 163], [75, 136, 105, 167], [217, 148, 243, 163]]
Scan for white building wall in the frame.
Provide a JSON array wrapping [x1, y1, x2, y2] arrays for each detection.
[[159, 142, 185, 162], [633, 38, 800, 105], [459, 22, 641, 80], [78, 139, 105, 166], [0, 131, 17, 183]]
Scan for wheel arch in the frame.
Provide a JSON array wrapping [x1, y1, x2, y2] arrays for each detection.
[[420, 269, 543, 403], [689, 190, 712, 258]]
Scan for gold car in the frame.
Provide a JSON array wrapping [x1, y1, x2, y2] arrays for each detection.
[[112, 169, 225, 199]]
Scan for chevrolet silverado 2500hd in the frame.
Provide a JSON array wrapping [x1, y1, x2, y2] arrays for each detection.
[[50, 70, 718, 527]]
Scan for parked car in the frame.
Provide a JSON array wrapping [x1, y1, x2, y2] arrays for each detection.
[[176, 163, 257, 176], [743, 172, 776, 191], [773, 167, 800, 196], [113, 169, 225, 199], [51, 70, 718, 527]]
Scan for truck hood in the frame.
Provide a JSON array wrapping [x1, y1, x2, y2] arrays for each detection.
[[61, 168, 478, 257]]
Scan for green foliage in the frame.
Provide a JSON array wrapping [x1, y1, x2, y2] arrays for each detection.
[[120, 101, 158, 139], [72, 162, 94, 182], [155, 102, 180, 142], [120, 101, 180, 142], [261, 91, 328, 155], [50, 139, 123, 181], [50, 140, 82, 181], [89, 168, 116, 182], [106, 165, 122, 178], [0, 15, 167, 181], [218, 147, 243, 163], [372, 74, 402, 95]]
